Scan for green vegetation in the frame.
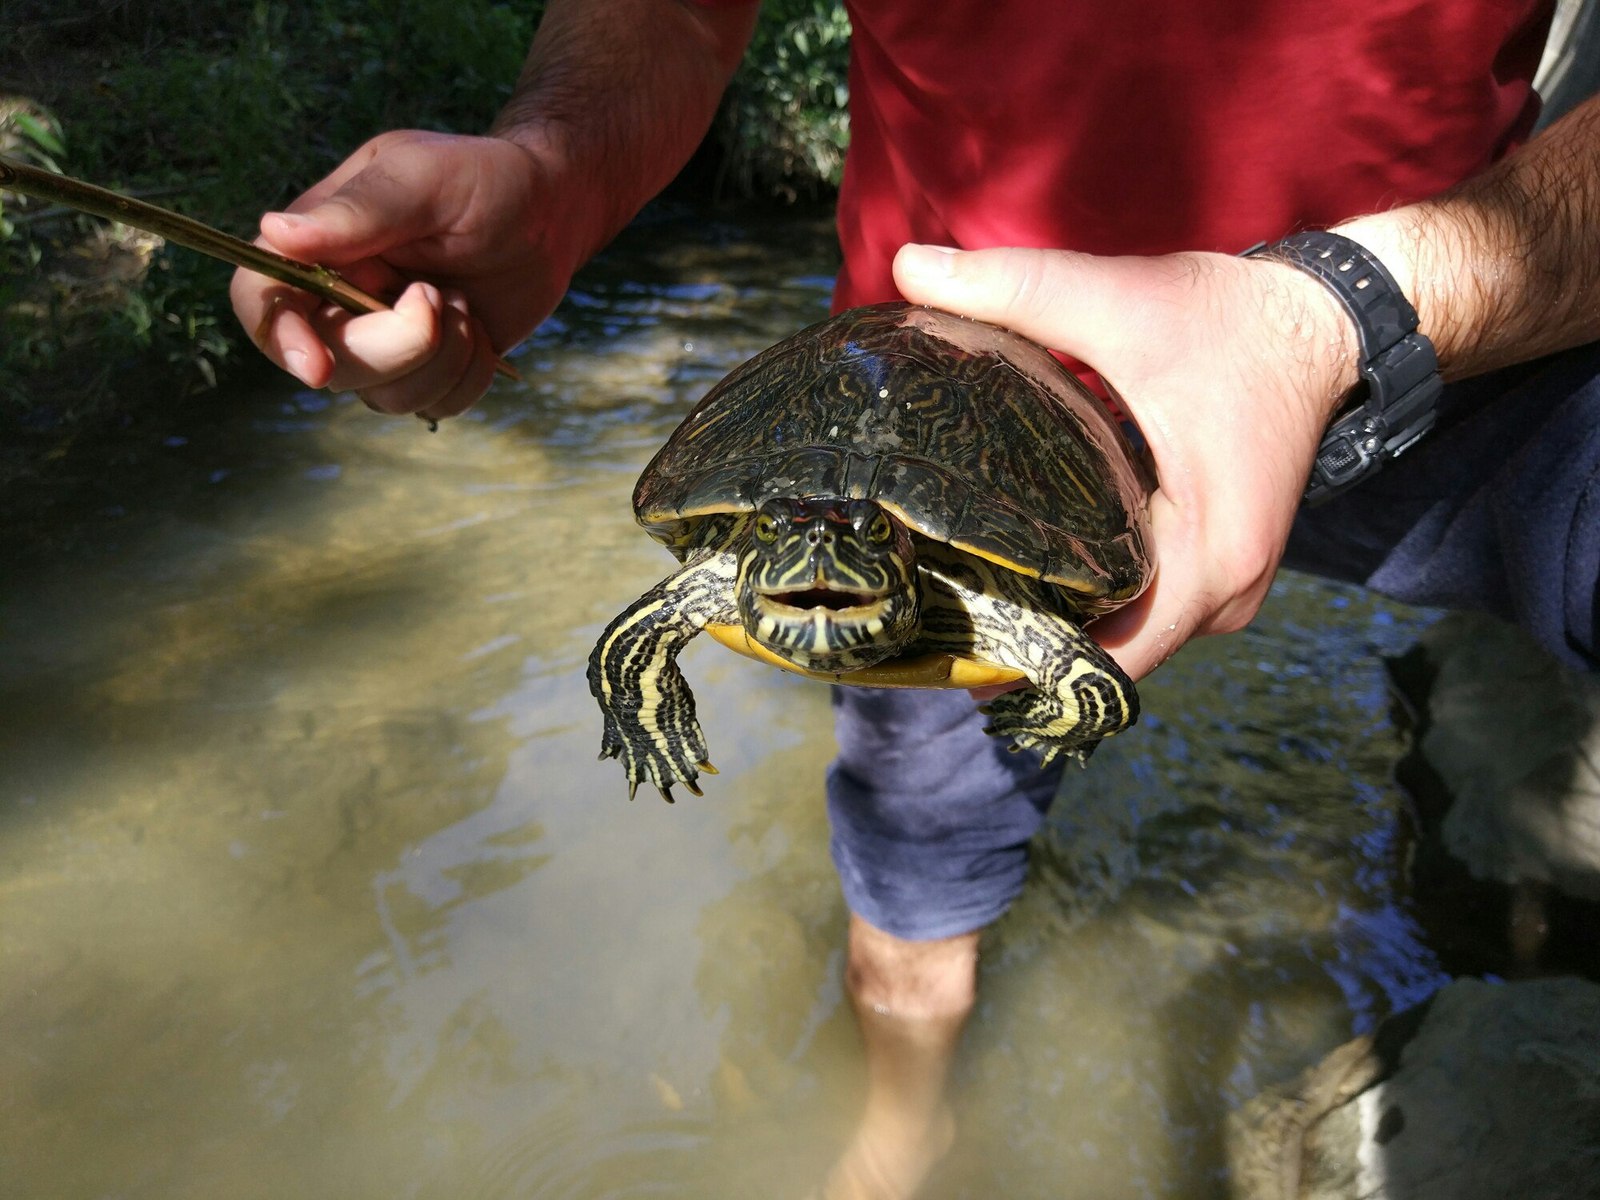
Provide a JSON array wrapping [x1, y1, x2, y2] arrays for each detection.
[[720, 0, 852, 201], [0, 0, 849, 454]]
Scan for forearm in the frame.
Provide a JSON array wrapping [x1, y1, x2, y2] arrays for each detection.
[[1335, 93, 1600, 381], [490, 0, 758, 265]]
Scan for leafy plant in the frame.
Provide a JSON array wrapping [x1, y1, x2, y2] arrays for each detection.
[[1, 104, 67, 240], [719, 0, 852, 200]]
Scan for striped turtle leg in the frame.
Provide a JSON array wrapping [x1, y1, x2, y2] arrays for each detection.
[[588, 549, 740, 802], [915, 544, 1139, 767]]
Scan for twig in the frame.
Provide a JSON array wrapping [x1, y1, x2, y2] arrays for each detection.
[[0, 155, 518, 383], [6, 180, 212, 228]]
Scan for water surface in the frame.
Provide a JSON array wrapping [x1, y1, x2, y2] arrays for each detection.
[[0, 211, 1444, 1199]]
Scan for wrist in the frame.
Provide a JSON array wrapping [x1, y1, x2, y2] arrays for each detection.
[[487, 117, 614, 272], [1247, 254, 1364, 426], [1245, 230, 1444, 503], [1292, 265, 1365, 422], [1328, 214, 1422, 320]]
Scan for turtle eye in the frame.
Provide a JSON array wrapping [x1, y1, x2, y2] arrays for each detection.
[[867, 513, 893, 544], [754, 513, 778, 543]]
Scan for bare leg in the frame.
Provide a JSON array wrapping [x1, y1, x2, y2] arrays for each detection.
[[820, 914, 978, 1200]]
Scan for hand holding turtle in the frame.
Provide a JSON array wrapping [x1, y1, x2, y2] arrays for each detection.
[[229, 130, 584, 423], [893, 242, 1362, 684]]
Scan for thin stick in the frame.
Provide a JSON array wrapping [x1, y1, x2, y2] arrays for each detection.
[[0, 155, 518, 382]]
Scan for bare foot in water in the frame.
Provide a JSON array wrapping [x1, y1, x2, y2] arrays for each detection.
[[812, 917, 977, 1200], [818, 1104, 957, 1200]]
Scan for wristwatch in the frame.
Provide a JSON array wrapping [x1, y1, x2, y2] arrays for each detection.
[[1243, 231, 1443, 505]]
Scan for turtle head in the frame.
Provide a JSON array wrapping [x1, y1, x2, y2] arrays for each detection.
[[736, 497, 920, 674]]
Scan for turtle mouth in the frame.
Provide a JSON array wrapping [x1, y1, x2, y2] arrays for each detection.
[[760, 586, 883, 613], [743, 583, 915, 674]]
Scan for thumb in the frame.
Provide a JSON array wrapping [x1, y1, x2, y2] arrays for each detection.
[[259, 167, 432, 266], [893, 243, 1125, 365]]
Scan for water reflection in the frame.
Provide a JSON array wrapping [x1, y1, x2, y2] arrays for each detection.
[[0, 211, 1445, 1198], [932, 579, 1446, 1199]]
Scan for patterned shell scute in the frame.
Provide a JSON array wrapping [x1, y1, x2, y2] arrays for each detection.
[[635, 303, 1152, 603]]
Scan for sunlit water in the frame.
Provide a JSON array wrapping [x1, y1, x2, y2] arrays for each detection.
[[0, 211, 1446, 1199]]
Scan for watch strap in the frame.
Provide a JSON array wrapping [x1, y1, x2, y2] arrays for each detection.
[[1244, 231, 1443, 505]]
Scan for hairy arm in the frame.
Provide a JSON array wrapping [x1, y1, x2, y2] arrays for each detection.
[[490, 0, 759, 265], [1336, 92, 1600, 379]]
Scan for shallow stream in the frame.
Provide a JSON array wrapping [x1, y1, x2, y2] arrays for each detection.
[[0, 211, 1446, 1199]]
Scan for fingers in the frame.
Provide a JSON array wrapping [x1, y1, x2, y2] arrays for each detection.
[[238, 273, 441, 389], [359, 290, 499, 422], [259, 133, 447, 267], [1088, 492, 1277, 683], [233, 279, 335, 387], [238, 274, 497, 415], [228, 131, 500, 415], [893, 243, 1128, 365], [232, 140, 447, 356], [258, 196, 418, 281], [320, 280, 442, 392], [229, 242, 427, 391], [967, 680, 1026, 702]]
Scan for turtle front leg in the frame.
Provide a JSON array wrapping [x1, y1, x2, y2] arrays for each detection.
[[978, 642, 1138, 767], [916, 544, 1139, 767], [588, 550, 739, 801]]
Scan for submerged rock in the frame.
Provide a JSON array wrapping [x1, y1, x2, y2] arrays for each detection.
[[1228, 976, 1600, 1200], [1386, 612, 1600, 977], [1231, 615, 1600, 1198]]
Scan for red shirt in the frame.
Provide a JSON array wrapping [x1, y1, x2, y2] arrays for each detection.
[[832, 0, 1552, 310]]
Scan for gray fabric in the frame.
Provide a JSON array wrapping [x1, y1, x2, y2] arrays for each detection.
[[1286, 340, 1600, 673], [827, 686, 1063, 940]]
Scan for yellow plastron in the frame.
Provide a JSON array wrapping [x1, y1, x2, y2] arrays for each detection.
[[703, 623, 1025, 689]]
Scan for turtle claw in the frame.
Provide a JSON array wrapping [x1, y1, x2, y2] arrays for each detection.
[[697, 760, 719, 776], [606, 742, 704, 803], [982, 722, 1025, 751], [982, 687, 1105, 768]]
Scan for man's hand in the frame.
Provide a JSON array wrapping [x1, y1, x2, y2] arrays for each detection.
[[894, 243, 1361, 683], [230, 130, 580, 423]]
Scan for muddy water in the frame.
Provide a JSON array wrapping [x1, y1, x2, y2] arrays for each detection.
[[0, 212, 1445, 1199]]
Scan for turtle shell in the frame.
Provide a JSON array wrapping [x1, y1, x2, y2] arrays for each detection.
[[635, 302, 1153, 612]]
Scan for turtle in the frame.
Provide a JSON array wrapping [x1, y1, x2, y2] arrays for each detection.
[[588, 301, 1154, 801]]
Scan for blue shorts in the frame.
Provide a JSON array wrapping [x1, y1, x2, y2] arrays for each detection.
[[827, 342, 1600, 939]]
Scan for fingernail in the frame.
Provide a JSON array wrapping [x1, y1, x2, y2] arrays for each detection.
[[900, 243, 958, 280], [285, 349, 311, 383], [264, 211, 307, 231]]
